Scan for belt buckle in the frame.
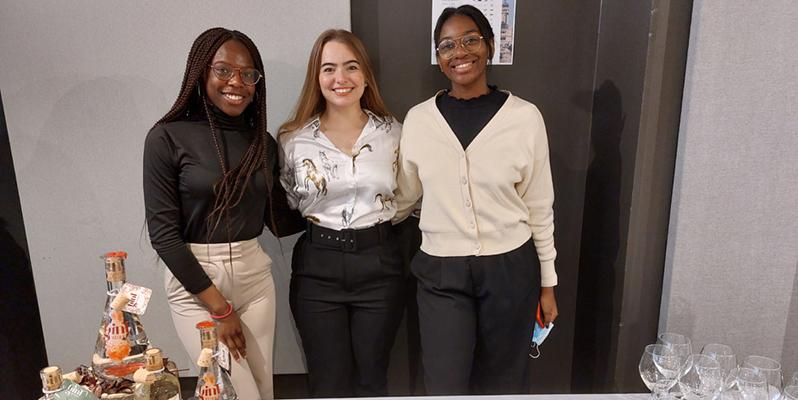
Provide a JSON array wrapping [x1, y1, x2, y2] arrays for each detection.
[[340, 229, 356, 252]]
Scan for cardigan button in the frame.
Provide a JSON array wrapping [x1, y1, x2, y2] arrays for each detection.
[[461, 177, 467, 185], [465, 201, 471, 208]]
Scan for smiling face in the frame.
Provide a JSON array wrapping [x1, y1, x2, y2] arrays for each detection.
[[204, 39, 257, 117], [436, 14, 491, 98], [318, 40, 366, 112]]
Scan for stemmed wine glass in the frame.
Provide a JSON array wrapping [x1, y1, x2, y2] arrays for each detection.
[[734, 367, 769, 400], [781, 385, 798, 400], [659, 332, 693, 397], [678, 354, 724, 399], [702, 343, 738, 392], [742, 356, 782, 400], [641, 343, 682, 399]]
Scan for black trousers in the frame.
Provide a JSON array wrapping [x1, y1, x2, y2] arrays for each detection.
[[412, 238, 541, 395], [290, 222, 405, 397]]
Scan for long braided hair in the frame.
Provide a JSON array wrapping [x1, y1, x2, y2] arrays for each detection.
[[154, 27, 276, 239]]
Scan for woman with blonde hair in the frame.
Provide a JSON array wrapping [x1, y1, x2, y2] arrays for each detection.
[[278, 29, 404, 397]]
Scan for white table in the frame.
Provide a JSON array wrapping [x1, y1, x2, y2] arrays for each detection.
[[346, 395, 648, 400]]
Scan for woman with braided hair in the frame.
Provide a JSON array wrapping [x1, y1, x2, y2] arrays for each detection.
[[143, 27, 303, 399]]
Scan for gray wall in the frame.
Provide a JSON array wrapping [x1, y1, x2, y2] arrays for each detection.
[[663, 0, 798, 376], [0, 1, 349, 375]]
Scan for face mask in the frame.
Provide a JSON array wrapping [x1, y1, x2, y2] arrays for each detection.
[[529, 322, 554, 359]]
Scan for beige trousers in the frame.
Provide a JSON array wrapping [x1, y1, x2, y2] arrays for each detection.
[[164, 238, 275, 400]]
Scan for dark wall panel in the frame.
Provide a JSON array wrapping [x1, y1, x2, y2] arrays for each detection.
[[0, 92, 48, 397], [572, 0, 654, 392]]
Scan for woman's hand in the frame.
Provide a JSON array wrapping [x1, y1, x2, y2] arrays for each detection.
[[196, 285, 246, 361], [215, 310, 247, 361], [539, 286, 559, 326]]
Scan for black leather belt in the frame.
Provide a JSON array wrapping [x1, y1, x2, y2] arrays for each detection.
[[306, 222, 390, 252]]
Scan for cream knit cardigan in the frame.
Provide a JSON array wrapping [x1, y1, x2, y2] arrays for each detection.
[[394, 93, 557, 287]]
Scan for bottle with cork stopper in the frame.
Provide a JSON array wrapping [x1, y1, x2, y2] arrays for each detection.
[[133, 348, 181, 399], [191, 321, 237, 399], [92, 251, 150, 380]]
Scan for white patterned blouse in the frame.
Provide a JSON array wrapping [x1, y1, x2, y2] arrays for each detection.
[[278, 110, 402, 230]]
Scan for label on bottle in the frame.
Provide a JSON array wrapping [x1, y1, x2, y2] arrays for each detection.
[[217, 341, 231, 374], [119, 283, 152, 315], [104, 310, 131, 361], [62, 380, 98, 399], [199, 372, 221, 400]]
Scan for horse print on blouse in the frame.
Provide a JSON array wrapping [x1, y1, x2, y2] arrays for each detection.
[[392, 147, 399, 173], [310, 119, 321, 139], [301, 159, 327, 197], [375, 193, 393, 211], [285, 165, 297, 188], [351, 143, 373, 172], [341, 207, 353, 228], [373, 115, 392, 133], [319, 150, 338, 180]]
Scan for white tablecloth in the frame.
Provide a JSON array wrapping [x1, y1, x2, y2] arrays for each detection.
[[347, 395, 648, 400]]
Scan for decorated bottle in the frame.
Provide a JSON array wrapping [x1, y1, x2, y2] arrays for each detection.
[[38, 366, 99, 400], [92, 251, 150, 380], [133, 348, 181, 400], [193, 321, 236, 400]]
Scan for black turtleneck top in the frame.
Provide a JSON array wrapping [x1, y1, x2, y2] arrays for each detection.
[[143, 105, 304, 294], [435, 85, 509, 149]]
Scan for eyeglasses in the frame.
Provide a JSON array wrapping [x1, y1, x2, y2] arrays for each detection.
[[208, 63, 262, 86], [436, 34, 484, 60]]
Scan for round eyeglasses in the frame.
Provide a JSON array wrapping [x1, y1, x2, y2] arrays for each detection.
[[436, 34, 484, 60], [208, 63, 262, 86]]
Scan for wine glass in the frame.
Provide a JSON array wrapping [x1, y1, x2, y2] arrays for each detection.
[[735, 367, 769, 400], [702, 343, 738, 392], [641, 343, 682, 399], [678, 354, 723, 399], [781, 385, 798, 400], [659, 332, 693, 397], [742, 355, 782, 400]]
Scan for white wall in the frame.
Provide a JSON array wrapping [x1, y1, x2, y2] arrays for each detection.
[[0, 1, 349, 374], [663, 0, 798, 376]]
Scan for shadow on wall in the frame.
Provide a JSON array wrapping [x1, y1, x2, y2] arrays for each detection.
[[17, 76, 153, 234], [10, 75, 169, 373], [571, 80, 624, 392]]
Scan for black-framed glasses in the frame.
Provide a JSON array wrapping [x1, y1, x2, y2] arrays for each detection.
[[436, 34, 484, 60], [208, 63, 262, 86]]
